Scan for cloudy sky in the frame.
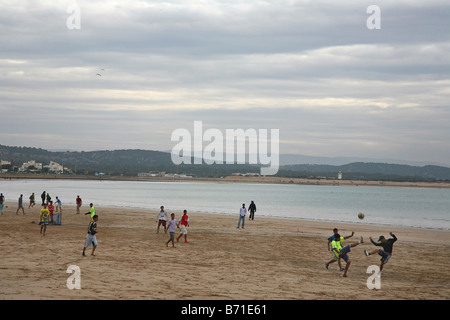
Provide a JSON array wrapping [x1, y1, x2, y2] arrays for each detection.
[[1, 0, 449, 166]]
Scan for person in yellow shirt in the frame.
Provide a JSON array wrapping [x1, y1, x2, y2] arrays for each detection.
[[84, 203, 95, 220], [326, 228, 354, 271], [40, 204, 50, 236], [330, 234, 364, 277]]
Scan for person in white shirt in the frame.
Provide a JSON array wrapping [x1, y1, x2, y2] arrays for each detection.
[[237, 203, 247, 229], [166, 213, 178, 247], [156, 205, 168, 234]]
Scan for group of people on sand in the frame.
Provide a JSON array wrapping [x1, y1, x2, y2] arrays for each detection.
[[155, 205, 191, 247], [39, 195, 91, 236], [6, 191, 98, 258], [0, 191, 62, 216], [4, 188, 399, 279], [236, 201, 257, 229], [325, 227, 398, 277], [0, 191, 64, 234]]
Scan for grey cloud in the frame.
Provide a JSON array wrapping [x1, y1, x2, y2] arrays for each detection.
[[1, 0, 449, 165]]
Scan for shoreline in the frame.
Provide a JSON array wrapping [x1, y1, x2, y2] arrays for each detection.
[[1, 204, 449, 300], [1, 176, 448, 233], [2, 173, 450, 189], [42, 203, 450, 233]]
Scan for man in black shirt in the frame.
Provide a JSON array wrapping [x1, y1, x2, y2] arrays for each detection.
[[365, 232, 397, 272], [83, 215, 99, 256], [248, 201, 256, 220]]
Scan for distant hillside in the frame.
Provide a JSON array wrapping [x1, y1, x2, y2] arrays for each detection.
[[0, 145, 260, 177], [1, 145, 449, 181], [279, 153, 449, 167], [279, 162, 450, 181], [0, 145, 171, 174]]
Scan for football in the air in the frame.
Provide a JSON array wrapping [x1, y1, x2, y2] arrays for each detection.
[[358, 212, 365, 220]]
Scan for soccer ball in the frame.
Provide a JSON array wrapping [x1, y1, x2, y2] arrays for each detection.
[[358, 212, 365, 220]]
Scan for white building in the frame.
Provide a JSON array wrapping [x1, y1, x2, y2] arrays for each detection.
[[1, 160, 11, 166], [45, 161, 64, 174], [19, 160, 43, 172], [338, 171, 343, 180], [138, 171, 163, 177]]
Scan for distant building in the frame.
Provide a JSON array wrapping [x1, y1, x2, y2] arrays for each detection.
[[231, 172, 261, 177], [138, 171, 162, 177], [1, 160, 11, 173], [1, 160, 11, 166], [44, 161, 64, 174], [19, 160, 43, 172], [243, 172, 260, 177], [338, 171, 343, 180], [137, 171, 193, 178]]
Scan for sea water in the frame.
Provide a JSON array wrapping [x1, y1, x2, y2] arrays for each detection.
[[1, 179, 449, 231]]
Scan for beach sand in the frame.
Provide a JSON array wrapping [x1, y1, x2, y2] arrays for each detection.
[[0, 204, 449, 300]]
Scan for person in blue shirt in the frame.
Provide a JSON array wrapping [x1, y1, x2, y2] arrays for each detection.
[[55, 196, 62, 213], [325, 228, 354, 271], [331, 233, 364, 277]]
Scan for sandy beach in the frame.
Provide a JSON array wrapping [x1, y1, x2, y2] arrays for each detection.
[[0, 204, 449, 300]]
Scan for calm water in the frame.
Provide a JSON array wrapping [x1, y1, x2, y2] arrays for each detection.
[[1, 179, 449, 230]]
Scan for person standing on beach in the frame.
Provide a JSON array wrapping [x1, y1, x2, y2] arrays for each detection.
[[177, 209, 190, 243], [364, 232, 397, 273], [28, 193, 35, 209], [83, 215, 99, 256], [41, 191, 46, 206], [55, 196, 62, 213], [330, 233, 364, 277], [40, 204, 49, 236], [156, 205, 168, 234], [84, 203, 95, 221], [248, 201, 256, 220], [0, 193, 5, 215], [76, 195, 82, 214], [325, 228, 354, 270], [16, 194, 25, 215], [237, 203, 247, 229], [166, 213, 177, 247], [48, 201, 55, 224]]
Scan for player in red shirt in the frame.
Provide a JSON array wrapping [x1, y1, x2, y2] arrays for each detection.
[[48, 201, 55, 224], [177, 210, 190, 243], [76, 195, 82, 214]]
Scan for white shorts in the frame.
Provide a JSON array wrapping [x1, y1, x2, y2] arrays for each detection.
[[84, 234, 98, 248], [180, 225, 188, 235]]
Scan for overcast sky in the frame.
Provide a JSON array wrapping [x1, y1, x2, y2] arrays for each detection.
[[1, 0, 449, 166]]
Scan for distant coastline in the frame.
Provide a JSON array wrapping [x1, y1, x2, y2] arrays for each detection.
[[1, 173, 450, 189]]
